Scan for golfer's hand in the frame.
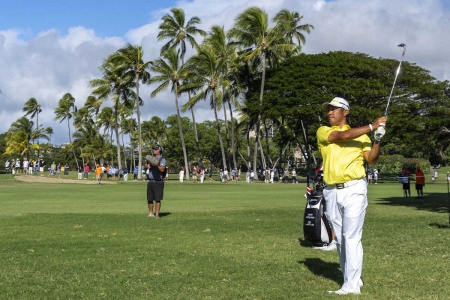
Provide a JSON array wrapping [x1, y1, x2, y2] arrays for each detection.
[[374, 126, 386, 141], [373, 117, 387, 129]]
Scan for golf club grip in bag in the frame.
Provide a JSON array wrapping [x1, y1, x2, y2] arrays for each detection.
[[303, 189, 333, 246]]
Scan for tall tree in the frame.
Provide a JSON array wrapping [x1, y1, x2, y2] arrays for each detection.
[[54, 93, 80, 168], [158, 7, 206, 168], [5, 117, 35, 157], [228, 7, 296, 175], [112, 44, 151, 179], [90, 55, 135, 170], [273, 9, 314, 53], [181, 45, 228, 175], [204, 25, 243, 172], [149, 48, 191, 179], [84, 95, 103, 116], [22, 98, 42, 159], [44, 126, 54, 154]]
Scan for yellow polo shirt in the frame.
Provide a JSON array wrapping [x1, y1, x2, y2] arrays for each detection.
[[317, 124, 372, 185]]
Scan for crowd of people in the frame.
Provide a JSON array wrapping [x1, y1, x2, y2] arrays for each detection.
[[2, 158, 136, 183]]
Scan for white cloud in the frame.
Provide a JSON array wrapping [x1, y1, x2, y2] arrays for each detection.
[[0, 0, 449, 145]]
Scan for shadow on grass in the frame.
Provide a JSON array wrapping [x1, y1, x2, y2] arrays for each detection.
[[376, 192, 450, 214], [428, 222, 450, 229], [298, 258, 342, 284]]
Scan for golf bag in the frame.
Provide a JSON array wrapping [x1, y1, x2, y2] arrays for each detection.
[[303, 166, 333, 246]]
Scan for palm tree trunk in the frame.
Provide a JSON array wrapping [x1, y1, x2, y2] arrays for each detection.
[[175, 83, 190, 181], [36, 112, 40, 164], [264, 121, 272, 167], [258, 133, 266, 168], [223, 104, 232, 173], [228, 101, 237, 172], [135, 73, 143, 180], [68, 118, 80, 169], [253, 53, 266, 175], [129, 132, 134, 170], [113, 110, 122, 169], [213, 95, 227, 179], [189, 91, 202, 168], [121, 133, 127, 170]]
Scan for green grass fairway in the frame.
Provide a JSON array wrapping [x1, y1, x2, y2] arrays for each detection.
[[1, 174, 449, 299]]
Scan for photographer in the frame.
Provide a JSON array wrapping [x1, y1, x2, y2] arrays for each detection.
[[145, 145, 166, 218]]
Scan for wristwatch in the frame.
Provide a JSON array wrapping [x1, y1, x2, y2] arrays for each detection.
[[374, 140, 381, 144]]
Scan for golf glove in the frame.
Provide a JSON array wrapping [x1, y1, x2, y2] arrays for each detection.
[[374, 124, 386, 142]]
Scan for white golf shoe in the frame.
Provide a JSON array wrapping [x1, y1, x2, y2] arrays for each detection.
[[328, 289, 360, 295]]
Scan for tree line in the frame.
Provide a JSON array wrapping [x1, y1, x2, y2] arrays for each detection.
[[2, 6, 450, 177]]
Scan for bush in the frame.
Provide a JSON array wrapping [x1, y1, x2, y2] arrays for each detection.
[[372, 154, 430, 175]]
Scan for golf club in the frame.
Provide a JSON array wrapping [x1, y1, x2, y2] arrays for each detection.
[[383, 43, 407, 117]]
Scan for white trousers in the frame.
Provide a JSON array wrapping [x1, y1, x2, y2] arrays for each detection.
[[323, 179, 368, 293]]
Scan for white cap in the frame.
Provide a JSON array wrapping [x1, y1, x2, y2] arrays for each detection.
[[322, 97, 350, 111]]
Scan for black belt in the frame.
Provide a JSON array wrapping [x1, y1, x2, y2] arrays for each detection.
[[328, 178, 364, 189], [147, 180, 162, 182]]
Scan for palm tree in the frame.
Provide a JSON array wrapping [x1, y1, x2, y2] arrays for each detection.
[[96, 107, 115, 143], [5, 117, 48, 157], [148, 116, 167, 147], [120, 116, 137, 170], [204, 25, 243, 173], [54, 93, 80, 168], [181, 45, 228, 175], [149, 48, 191, 180], [84, 95, 103, 116], [273, 9, 314, 53], [158, 7, 206, 168], [23, 98, 42, 159], [90, 55, 135, 170], [228, 7, 296, 175], [44, 126, 54, 154], [111, 44, 151, 179]]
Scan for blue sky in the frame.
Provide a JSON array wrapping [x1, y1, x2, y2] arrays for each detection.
[[1, 0, 450, 145], [0, 0, 177, 38]]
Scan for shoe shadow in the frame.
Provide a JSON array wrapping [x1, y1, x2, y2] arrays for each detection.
[[298, 258, 342, 285], [158, 212, 171, 218]]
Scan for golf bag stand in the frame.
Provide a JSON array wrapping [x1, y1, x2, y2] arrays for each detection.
[[303, 166, 334, 246]]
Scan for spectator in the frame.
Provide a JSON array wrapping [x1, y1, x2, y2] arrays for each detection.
[[399, 166, 411, 198], [78, 165, 83, 179], [292, 169, 297, 184], [39, 159, 46, 176], [373, 168, 379, 184], [179, 168, 184, 182], [64, 163, 69, 178], [84, 164, 90, 179], [132, 166, 138, 180], [415, 166, 425, 199], [95, 164, 103, 184], [200, 169, 205, 183]]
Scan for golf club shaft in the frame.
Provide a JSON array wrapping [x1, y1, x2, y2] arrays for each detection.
[[383, 45, 407, 117]]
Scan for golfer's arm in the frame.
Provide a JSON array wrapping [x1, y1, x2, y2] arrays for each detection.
[[327, 125, 372, 143], [364, 143, 381, 165]]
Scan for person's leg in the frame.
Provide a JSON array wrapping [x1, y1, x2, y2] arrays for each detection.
[[324, 188, 344, 273], [155, 201, 161, 216], [148, 202, 154, 215], [153, 182, 164, 217], [339, 181, 367, 293]]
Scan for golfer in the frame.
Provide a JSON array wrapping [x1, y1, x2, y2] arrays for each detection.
[[317, 97, 386, 295], [145, 145, 166, 218]]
